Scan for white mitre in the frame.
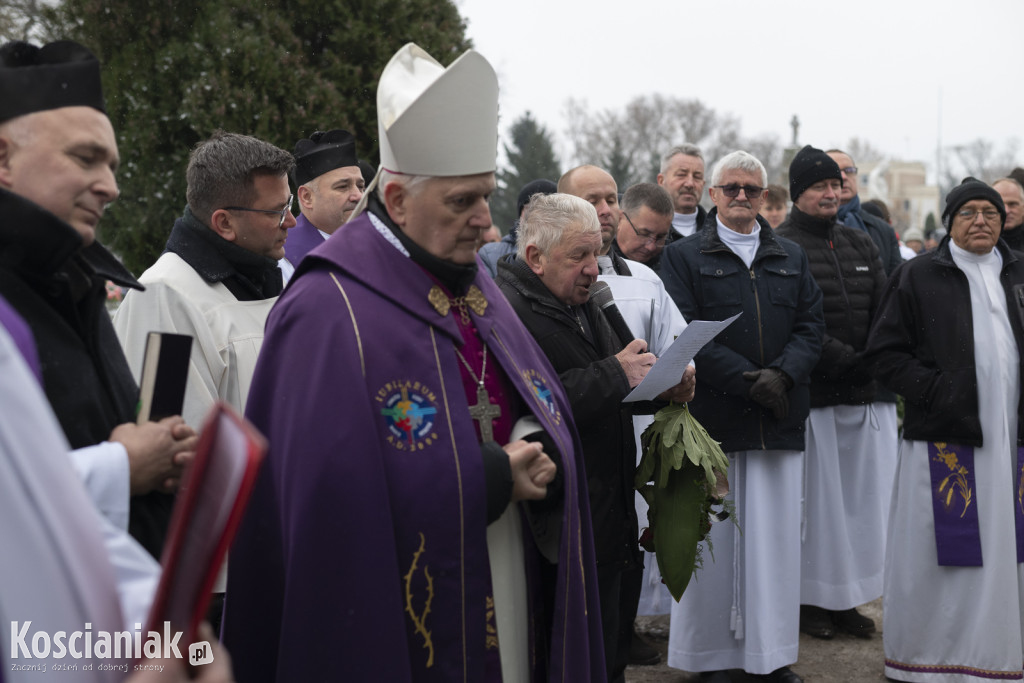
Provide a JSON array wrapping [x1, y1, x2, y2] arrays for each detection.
[[351, 43, 499, 219]]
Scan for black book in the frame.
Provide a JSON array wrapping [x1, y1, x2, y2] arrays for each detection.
[[136, 332, 193, 423]]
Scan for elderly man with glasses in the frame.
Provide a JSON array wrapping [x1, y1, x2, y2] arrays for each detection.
[[114, 130, 295, 432], [613, 182, 674, 273], [865, 177, 1024, 682], [660, 150, 824, 683]]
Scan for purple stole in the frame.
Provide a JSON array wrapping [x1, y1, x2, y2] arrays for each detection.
[[427, 275, 514, 680], [0, 294, 41, 384], [927, 442, 1024, 566]]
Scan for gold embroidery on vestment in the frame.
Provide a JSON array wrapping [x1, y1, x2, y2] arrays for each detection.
[[932, 442, 973, 518], [485, 596, 499, 650], [403, 532, 435, 668], [428, 285, 488, 324], [330, 273, 365, 377]]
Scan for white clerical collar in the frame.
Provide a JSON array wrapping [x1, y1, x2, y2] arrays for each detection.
[[672, 211, 699, 238], [318, 228, 332, 241], [716, 216, 761, 269], [949, 240, 1003, 269]]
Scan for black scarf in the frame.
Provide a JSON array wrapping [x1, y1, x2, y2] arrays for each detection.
[[366, 193, 479, 294], [164, 206, 282, 301]]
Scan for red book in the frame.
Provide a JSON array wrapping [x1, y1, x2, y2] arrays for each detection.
[[145, 402, 266, 650]]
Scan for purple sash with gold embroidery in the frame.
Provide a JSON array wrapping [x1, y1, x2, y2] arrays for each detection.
[[928, 443, 1024, 566], [928, 442, 982, 566]]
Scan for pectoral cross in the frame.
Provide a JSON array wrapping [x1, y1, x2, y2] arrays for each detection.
[[468, 383, 501, 442]]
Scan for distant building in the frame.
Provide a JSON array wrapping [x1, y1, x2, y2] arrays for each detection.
[[859, 160, 940, 237]]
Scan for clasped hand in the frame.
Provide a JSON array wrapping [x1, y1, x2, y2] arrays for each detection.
[[503, 439, 556, 502]]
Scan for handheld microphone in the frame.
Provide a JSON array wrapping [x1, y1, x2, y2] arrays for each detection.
[[589, 281, 637, 350]]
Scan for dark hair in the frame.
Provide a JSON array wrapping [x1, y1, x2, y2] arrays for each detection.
[[621, 183, 673, 216], [862, 198, 891, 223], [186, 130, 295, 223]]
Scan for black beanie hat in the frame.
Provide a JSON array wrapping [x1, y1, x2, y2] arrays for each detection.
[[0, 40, 105, 122], [941, 177, 1006, 229], [292, 130, 359, 186], [789, 145, 842, 202], [516, 179, 558, 217]]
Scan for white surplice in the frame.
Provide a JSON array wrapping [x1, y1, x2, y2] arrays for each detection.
[[801, 402, 898, 609], [0, 326, 159, 681], [884, 243, 1024, 682], [667, 449, 803, 676]]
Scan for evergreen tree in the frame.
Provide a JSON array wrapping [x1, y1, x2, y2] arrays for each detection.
[[46, 0, 470, 274], [491, 111, 560, 233], [602, 133, 634, 191]]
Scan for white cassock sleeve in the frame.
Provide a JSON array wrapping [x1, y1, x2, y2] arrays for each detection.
[[68, 441, 131, 530]]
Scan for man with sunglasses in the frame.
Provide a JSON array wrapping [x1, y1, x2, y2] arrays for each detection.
[[661, 150, 823, 683], [114, 130, 295, 431], [775, 145, 892, 642]]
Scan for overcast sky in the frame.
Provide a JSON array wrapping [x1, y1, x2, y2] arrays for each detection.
[[456, 0, 1023, 180]]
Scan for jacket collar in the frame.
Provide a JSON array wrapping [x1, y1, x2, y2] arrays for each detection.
[[0, 187, 141, 289], [786, 205, 837, 236], [698, 207, 788, 261], [930, 234, 1021, 271], [606, 243, 633, 275]]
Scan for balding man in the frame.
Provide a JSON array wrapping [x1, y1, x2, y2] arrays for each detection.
[[0, 40, 195, 558], [992, 177, 1024, 251]]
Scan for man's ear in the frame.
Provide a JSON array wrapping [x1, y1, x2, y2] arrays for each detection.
[[297, 184, 314, 211], [524, 243, 545, 276], [208, 209, 238, 242], [383, 181, 408, 227]]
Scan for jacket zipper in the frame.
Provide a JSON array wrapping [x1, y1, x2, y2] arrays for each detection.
[[750, 268, 767, 450], [827, 231, 853, 330]]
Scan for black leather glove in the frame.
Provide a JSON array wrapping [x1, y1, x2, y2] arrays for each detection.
[[742, 368, 792, 420]]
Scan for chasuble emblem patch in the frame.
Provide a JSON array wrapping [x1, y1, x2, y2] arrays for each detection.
[[522, 369, 562, 425], [377, 380, 440, 451]]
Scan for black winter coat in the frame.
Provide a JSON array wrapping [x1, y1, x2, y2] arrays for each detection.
[[860, 209, 903, 276], [776, 206, 887, 407], [660, 209, 824, 452], [864, 236, 1024, 446], [496, 257, 639, 566], [0, 188, 173, 558]]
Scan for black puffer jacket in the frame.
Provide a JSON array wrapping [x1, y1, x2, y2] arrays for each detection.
[[776, 206, 887, 407], [496, 256, 639, 566], [865, 236, 1024, 446]]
